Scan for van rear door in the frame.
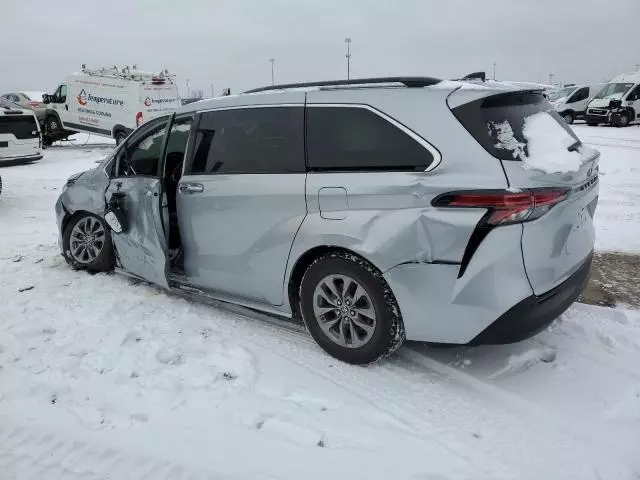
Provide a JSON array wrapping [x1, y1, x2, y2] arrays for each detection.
[[139, 82, 181, 125], [451, 90, 598, 296]]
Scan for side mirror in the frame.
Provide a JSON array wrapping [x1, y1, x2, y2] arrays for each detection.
[[42, 94, 51, 105]]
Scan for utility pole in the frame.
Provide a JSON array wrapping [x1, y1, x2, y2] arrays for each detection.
[[345, 37, 352, 80], [186, 79, 190, 98], [493, 63, 497, 81], [269, 58, 275, 86], [549, 73, 554, 85]]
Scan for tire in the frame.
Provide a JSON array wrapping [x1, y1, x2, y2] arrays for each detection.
[[62, 213, 115, 273], [613, 112, 630, 128], [114, 131, 127, 146], [299, 251, 405, 364], [561, 112, 574, 124], [587, 122, 599, 127], [45, 116, 59, 133]]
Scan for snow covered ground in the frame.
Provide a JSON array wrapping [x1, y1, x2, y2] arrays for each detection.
[[574, 124, 640, 254], [0, 128, 639, 479]]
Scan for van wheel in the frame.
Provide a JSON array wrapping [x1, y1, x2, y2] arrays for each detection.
[[299, 252, 405, 364], [45, 116, 59, 133], [613, 112, 630, 128], [63, 213, 115, 273], [562, 112, 574, 124]]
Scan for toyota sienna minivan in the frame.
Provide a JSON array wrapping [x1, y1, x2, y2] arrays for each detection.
[[55, 76, 599, 364]]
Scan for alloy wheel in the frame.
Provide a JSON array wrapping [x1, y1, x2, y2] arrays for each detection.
[[69, 216, 106, 264], [312, 274, 377, 348]]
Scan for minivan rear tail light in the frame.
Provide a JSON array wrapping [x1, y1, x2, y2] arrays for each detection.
[[136, 112, 143, 127], [432, 188, 569, 225]]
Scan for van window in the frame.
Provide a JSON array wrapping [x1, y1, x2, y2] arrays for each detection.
[[117, 120, 168, 176], [452, 92, 579, 162], [568, 87, 589, 103], [187, 107, 304, 174], [58, 85, 68, 103], [594, 83, 634, 100], [627, 85, 640, 102], [306, 106, 434, 171], [0, 115, 39, 140]]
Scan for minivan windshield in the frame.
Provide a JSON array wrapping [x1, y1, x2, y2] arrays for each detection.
[[594, 83, 634, 100], [547, 87, 576, 102]]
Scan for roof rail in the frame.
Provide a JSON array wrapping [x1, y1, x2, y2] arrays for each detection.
[[244, 76, 441, 94]]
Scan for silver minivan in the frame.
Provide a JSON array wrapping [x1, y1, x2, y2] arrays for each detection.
[[55, 77, 599, 364]]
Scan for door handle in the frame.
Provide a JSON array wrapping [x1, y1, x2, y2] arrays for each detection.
[[179, 183, 204, 194]]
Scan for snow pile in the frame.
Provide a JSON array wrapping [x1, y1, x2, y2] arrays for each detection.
[[491, 112, 597, 174], [487, 120, 526, 159]]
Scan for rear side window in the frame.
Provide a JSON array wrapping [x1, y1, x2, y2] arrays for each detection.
[[306, 106, 434, 171], [452, 92, 579, 161], [187, 106, 304, 174], [0, 115, 39, 140]]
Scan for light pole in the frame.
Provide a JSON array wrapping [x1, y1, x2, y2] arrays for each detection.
[[269, 58, 275, 86], [493, 63, 497, 81], [210, 84, 214, 97], [636, 64, 640, 72], [345, 37, 352, 80], [186, 79, 190, 98], [549, 73, 554, 85]]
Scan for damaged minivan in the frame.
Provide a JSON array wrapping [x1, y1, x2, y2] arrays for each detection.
[[55, 77, 599, 364]]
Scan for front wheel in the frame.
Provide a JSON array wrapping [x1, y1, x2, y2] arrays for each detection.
[[612, 112, 630, 128], [63, 213, 115, 272], [45, 116, 60, 133], [561, 112, 574, 124], [299, 252, 405, 364]]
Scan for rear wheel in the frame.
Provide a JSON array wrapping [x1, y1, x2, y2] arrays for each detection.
[[299, 251, 404, 364], [586, 121, 599, 127], [63, 213, 115, 272]]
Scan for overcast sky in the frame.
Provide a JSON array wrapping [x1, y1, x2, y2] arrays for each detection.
[[3, 0, 638, 96]]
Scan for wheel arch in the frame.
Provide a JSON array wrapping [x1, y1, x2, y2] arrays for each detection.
[[287, 245, 383, 320], [46, 110, 62, 126]]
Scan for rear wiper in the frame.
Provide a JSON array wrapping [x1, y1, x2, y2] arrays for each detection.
[[567, 140, 581, 152]]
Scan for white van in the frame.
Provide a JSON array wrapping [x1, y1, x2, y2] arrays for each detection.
[[43, 66, 181, 144], [547, 84, 606, 124], [585, 72, 640, 127], [0, 97, 42, 164]]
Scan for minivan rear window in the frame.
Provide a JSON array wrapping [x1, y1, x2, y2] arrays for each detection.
[[0, 115, 39, 140], [451, 92, 579, 161]]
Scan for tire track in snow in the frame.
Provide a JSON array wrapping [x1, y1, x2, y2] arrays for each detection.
[[0, 420, 228, 480], [202, 300, 635, 479]]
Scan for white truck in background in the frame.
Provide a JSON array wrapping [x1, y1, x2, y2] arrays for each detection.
[[547, 84, 606, 124], [42, 65, 181, 145]]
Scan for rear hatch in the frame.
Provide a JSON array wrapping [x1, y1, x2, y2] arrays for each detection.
[[451, 89, 599, 295], [0, 106, 41, 158]]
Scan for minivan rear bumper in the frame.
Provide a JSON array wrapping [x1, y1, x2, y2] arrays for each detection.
[[469, 251, 592, 345]]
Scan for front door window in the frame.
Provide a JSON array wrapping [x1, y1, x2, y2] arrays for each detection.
[[116, 119, 169, 177]]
